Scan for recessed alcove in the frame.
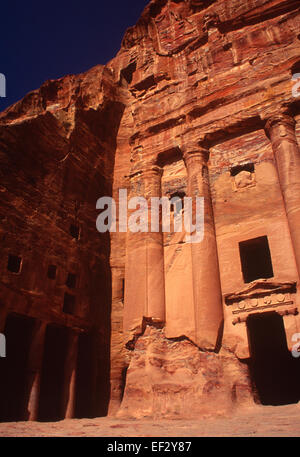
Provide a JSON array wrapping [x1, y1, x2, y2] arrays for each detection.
[[120, 61, 137, 86], [0, 314, 35, 421], [38, 325, 69, 422]]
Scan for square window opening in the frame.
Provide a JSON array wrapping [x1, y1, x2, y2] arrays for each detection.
[[239, 236, 274, 284], [7, 255, 22, 274]]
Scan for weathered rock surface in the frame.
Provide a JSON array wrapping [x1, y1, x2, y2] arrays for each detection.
[[0, 65, 126, 420], [118, 327, 253, 419]]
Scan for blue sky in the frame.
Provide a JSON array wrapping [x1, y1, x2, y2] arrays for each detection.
[[0, 0, 149, 110]]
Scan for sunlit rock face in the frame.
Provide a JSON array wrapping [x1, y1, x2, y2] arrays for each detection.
[[1, 0, 300, 420], [117, 327, 253, 419]]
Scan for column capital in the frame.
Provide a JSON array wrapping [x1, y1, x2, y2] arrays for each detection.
[[142, 165, 164, 178], [129, 165, 163, 180], [264, 113, 296, 137], [183, 147, 209, 168]]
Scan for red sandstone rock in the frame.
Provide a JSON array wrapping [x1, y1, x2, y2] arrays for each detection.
[[118, 327, 253, 419]]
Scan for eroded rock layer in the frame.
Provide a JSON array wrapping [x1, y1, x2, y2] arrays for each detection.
[[118, 327, 253, 419]]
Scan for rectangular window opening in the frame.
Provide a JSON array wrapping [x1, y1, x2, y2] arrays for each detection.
[[239, 236, 274, 284], [47, 265, 57, 280], [66, 273, 77, 289], [70, 224, 80, 240], [7, 255, 22, 274]]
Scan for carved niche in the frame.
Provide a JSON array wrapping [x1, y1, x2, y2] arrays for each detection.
[[231, 163, 256, 191]]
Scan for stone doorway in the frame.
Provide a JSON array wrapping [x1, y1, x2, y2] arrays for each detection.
[[0, 314, 36, 422], [247, 312, 300, 405], [38, 324, 69, 422]]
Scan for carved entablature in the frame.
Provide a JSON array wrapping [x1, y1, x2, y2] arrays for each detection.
[[225, 280, 298, 325]]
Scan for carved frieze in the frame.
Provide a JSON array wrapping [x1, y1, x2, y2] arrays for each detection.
[[225, 280, 298, 325]]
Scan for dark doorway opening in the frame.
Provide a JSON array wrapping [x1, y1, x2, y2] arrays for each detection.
[[0, 314, 35, 422], [75, 333, 96, 419], [247, 312, 300, 405], [239, 236, 274, 283], [38, 324, 69, 421]]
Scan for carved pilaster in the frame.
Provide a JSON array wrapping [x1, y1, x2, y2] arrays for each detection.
[[183, 147, 223, 350], [24, 320, 47, 421], [265, 113, 300, 276], [124, 164, 166, 342]]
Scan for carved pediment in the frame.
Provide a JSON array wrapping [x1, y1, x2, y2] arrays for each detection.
[[225, 280, 298, 325], [225, 279, 297, 305]]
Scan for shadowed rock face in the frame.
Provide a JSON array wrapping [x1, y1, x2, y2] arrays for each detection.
[[1, 0, 300, 420], [0, 66, 126, 421]]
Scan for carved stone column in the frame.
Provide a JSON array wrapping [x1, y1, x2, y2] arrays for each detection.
[[25, 320, 47, 421], [62, 330, 79, 419], [124, 165, 166, 341], [265, 114, 300, 275], [184, 147, 223, 350]]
